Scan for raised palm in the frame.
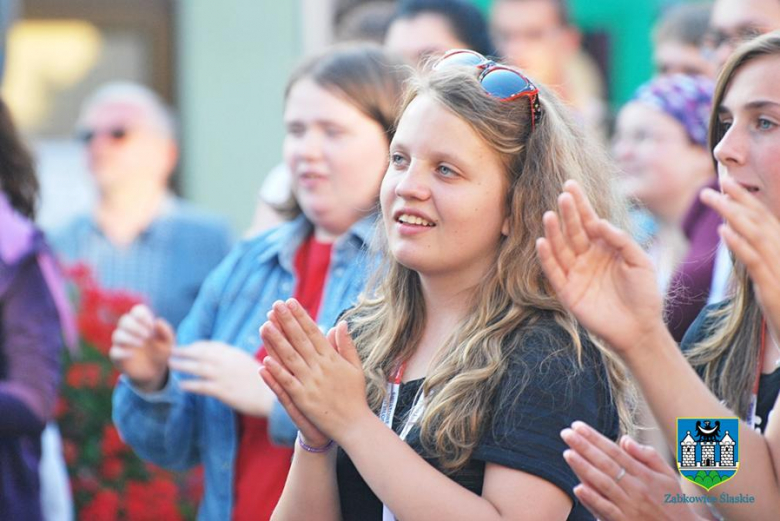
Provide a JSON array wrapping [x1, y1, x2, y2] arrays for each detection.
[[537, 181, 664, 354]]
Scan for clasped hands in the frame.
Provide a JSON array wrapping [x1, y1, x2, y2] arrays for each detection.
[[258, 299, 372, 449]]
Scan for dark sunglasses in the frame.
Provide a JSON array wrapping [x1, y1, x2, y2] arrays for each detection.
[[76, 127, 129, 144], [434, 49, 542, 130]]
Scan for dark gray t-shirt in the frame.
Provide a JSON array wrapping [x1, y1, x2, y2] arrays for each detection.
[[336, 317, 619, 520]]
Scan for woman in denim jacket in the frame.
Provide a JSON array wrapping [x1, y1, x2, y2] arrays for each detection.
[[110, 43, 410, 521]]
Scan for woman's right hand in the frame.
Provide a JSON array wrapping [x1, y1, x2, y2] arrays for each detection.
[[701, 178, 780, 346], [536, 180, 666, 355], [109, 304, 174, 393]]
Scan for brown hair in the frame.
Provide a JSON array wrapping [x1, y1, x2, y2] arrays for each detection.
[[686, 32, 780, 418], [0, 98, 38, 219], [346, 63, 635, 472], [277, 43, 411, 218]]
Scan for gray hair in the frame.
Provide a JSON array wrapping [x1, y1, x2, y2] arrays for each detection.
[[78, 81, 176, 140]]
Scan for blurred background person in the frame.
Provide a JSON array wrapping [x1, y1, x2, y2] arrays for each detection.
[[110, 44, 410, 521], [0, 96, 71, 521], [490, 0, 607, 137], [249, 0, 495, 239], [51, 82, 232, 329], [653, 1, 715, 78], [334, 0, 396, 44], [612, 73, 717, 342], [706, 0, 780, 70], [384, 0, 494, 67]]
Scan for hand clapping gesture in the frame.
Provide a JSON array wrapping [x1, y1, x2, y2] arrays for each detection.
[[110, 304, 175, 393], [536, 180, 666, 354], [259, 299, 371, 449], [560, 422, 701, 521], [168, 341, 275, 417], [701, 177, 780, 345]]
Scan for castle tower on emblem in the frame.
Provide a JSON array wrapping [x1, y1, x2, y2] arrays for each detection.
[[681, 431, 696, 467], [701, 441, 716, 466], [720, 431, 735, 467]]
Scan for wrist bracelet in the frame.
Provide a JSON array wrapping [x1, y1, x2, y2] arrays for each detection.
[[297, 431, 335, 453]]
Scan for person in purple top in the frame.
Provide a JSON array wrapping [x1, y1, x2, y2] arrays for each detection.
[[0, 97, 72, 521], [612, 73, 719, 341]]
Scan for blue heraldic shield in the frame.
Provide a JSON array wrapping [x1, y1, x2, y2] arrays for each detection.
[[677, 417, 740, 491]]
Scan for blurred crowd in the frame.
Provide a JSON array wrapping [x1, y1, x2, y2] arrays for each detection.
[[3, 0, 780, 520]]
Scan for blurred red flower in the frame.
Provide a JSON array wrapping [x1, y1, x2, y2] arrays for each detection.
[[58, 264, 201, 520], [80, 490, 120, 521], [65, 362, 102, 389]]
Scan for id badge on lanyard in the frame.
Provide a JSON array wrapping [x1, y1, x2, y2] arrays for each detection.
[[378, 363, 425, 521]]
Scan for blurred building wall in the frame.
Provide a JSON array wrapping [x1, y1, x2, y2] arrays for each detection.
[[176, 0, 303, 234]]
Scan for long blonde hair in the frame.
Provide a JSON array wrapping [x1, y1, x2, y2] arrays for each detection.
[[345, 64, 636, 472], [685, 33, 780, 417]]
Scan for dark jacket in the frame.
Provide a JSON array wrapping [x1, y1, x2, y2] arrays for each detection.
[[0, 193, 67, 521]]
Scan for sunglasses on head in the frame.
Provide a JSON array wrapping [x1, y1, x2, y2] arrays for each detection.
[[77, 127, 129, 144], [433, 49, 542, 130]]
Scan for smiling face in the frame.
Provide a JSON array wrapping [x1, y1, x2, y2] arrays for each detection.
[[613, 101, 712, 222], [283, 78, 389, 241], [380, 94, 509, 285], [714, 54, 780, 218]]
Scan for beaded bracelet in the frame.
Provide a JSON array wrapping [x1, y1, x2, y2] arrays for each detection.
[[297, 431, 335, 453]]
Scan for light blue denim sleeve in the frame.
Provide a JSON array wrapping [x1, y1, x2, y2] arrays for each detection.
[[112, 374, 200, 470], [112, 244, 244, 469]]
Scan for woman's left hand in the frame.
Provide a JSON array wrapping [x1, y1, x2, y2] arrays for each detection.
[[701, 178, 780, 342], [169, 341, 275, 417], [260, 299, 371, 442], [561, 422, 702, 521]]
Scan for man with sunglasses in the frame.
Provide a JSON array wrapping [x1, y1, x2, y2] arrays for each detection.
[[52, 82, 232, 328]]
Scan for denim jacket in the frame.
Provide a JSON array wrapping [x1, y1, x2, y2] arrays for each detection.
[[112, 214, 376, 520]]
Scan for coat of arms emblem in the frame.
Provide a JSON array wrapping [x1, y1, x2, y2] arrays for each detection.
[[677, 417, 740, 491]]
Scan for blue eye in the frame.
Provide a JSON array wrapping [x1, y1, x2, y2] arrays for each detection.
[[437, 165, 456, 177], [758, 118, 775, 130], [390, 153, 407, 167]]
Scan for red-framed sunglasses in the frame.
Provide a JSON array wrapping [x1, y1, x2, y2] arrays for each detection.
[[433, 49, 542, 130]]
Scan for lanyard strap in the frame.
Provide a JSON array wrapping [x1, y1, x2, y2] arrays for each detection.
[[379, 362, 425, 521], [378, 362, 407, 428], [747, 319, 768, 429], [378, 362, 425, 439]]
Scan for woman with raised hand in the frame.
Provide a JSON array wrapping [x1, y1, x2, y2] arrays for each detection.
[[537, 31, 780, 521], [612, 73, 718, 341], [259, 49, 635, 521], [109, 44, 410, 521]]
